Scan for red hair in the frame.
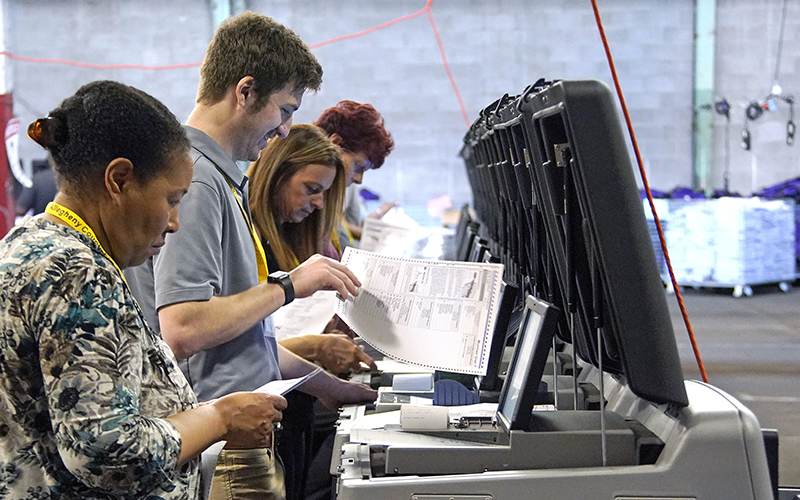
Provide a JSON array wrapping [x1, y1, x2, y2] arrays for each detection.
[[314, 100, 394, 168]]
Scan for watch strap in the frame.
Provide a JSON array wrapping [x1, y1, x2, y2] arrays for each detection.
[[268, 271, 295, 306]]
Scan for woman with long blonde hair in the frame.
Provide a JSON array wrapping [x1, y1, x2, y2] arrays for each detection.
[[248, 124, 346, 271], [248, 124, 373, 500]]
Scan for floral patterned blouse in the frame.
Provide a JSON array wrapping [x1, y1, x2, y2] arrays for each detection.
[[0, 217, 199, 500]]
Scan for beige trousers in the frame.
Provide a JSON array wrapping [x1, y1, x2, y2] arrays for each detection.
[[208, 447, 286, 500]]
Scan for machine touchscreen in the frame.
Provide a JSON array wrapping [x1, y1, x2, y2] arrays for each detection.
[[496, 295, 559, 431]]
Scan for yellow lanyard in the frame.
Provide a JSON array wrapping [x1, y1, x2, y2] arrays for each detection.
[[43, 201, 194, 374], [331, 229, 343, 258], [45, 202, 129, 286], [220, 176, 270, 283]]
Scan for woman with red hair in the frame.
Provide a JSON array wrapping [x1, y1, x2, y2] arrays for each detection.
[[315, 100, 395, 241]]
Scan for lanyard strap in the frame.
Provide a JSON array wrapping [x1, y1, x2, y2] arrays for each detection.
[[46, 201, 194, 403], [45, 202, 129, 286], [330, 229, 343, 259], [217, 171, 270, 283]]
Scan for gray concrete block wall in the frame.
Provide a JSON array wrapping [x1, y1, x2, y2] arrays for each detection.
[[280, 0, 696, 206], [6, 0, 796, 213], [9, 0, 209, 166], [714, 0, 800, 195]]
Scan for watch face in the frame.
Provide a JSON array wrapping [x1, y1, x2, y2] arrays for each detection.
[[269, 271, 288, 280]]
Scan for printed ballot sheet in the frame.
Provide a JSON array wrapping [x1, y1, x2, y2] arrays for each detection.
[[359, 218, 416, 257], [336, 247, 504, 375], [272, 290, 337, 340], [253, 367, 323, 395]]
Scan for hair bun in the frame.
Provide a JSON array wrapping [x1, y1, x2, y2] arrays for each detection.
[[27, 116, 64, 148]]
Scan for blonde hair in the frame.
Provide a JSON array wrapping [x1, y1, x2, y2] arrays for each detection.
[[248, 124, 346, 271]]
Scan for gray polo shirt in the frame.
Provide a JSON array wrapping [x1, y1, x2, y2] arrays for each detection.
[[125, 125, 281, 402]]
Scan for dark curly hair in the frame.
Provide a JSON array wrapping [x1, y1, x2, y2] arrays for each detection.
[[197, 11, 322, 110], [28, 80, 189, 189], [314, 101, 394, 169]]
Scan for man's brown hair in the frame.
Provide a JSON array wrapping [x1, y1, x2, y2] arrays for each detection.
[[197, 11, 322, 109]]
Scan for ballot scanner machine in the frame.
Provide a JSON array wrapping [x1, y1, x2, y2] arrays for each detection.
[[332, 80, 777, 500]]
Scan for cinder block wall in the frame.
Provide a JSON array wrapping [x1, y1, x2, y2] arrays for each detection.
[[715, 0, 800, 194], [9, 0, 208, 169], [7, 0, 799, 210]]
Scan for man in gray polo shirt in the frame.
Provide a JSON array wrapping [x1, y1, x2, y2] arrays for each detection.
[[125, 12, 376, 500]]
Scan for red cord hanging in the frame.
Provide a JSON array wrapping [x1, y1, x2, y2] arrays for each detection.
[[590, 0, 708, 383]]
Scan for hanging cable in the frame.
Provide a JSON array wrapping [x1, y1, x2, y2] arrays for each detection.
[[590, 0, 708, 383], [0, 2, 470, 127], [772, 0, 789, 91], [0, 51, 201, 71], [308, 1, 430, 49], [426, 4, 470, 126]]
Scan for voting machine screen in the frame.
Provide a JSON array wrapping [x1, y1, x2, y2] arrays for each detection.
[[496, 295, 557, 432]]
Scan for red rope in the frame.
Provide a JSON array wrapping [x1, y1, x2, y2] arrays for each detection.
[[0, 2, 470, 125], [0, 2, 470, 126], [308, 2, 430, 49], [426, 4, 471, 126], [590, 0, 708, 383], [0, 51, 200, 71], [310, 0, 470, 126]]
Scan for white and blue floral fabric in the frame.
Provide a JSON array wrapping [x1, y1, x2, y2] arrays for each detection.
[[0, 217, 199, 500]]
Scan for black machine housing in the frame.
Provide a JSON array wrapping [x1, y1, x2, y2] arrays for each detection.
[[460, 79, 688, 409]]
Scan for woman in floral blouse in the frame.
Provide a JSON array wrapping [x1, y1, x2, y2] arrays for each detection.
[[0, 80, 286, 500]]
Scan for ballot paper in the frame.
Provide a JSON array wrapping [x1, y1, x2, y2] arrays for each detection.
[[374, 359, 435, 374], [349, 409, 490, 447], [359, 218, 416, 257], [199, 368, 323, 498], [446, 403, 500, 422], [335, 247, 504, 375], [272, 290, 337, 340], [253, 367, 323, 395], [360, 215, 452, 260]]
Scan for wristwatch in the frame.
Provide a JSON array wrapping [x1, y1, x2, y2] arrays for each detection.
[[268, 271, 295, 306]]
